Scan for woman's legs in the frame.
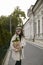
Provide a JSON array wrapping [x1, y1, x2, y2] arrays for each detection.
[[15, 59, 21, 65]]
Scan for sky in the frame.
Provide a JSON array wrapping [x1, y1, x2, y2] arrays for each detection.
[[0, 0, 37, 17]]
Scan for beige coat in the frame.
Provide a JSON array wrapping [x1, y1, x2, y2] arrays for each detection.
[[10, 34, 26, 61]]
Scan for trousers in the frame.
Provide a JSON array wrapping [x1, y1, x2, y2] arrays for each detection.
[[15, 60, 21, 65]]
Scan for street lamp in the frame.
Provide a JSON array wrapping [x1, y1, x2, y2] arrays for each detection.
[[10, 15, 13, 35], [10, 16, 12, 34]]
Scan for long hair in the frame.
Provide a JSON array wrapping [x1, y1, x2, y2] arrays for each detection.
[[19, 29, 24, 41]]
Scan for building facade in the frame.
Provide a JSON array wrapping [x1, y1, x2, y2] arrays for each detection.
[[23, 19, 31, 39], [23, 0, 43, 41]]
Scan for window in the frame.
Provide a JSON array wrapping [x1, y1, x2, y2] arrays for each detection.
[[41, 11, 43, 15], [38, 20, 40, 36], [42, 17, 43, 33]]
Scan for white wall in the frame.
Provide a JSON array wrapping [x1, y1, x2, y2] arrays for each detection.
[[34, 2, 43, 39], [23, 20, 30, 39], [23, 0, 43, 40]]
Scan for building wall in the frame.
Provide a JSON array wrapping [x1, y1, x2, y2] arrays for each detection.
[[33, 1, 43, 39], [23, 20, 30, 39], [29, 14, 34, 39], [23, 13, 34, 40], [23, 0, 43, 41]]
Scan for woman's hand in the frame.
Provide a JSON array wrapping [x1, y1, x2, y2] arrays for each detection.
[[14, 46, 23, 52]]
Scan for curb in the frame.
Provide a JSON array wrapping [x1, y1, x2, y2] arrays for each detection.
[[25, 39, 43, 49]]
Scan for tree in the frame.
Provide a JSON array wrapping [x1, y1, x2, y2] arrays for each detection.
[[9, 6, 26, 35]]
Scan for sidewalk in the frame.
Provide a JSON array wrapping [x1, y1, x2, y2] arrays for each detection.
[[25, 38, 43, 49]]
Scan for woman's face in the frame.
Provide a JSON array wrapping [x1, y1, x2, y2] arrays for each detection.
[[16, 29, 21, 35]]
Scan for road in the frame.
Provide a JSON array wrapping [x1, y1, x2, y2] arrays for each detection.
[[6, 42, 43, 65]]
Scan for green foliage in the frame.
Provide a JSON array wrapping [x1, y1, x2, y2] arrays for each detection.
[[0, 21, 11, 64], [13, 6, 26, 18], [0, 17, 11, 47], [10, 6, 26, 35]]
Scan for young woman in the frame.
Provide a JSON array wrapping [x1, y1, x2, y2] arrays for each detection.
[[10, 26, 26, 65]]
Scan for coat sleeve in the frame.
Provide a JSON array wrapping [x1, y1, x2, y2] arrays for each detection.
[[10, 34, 16, 50], [21, 37, 26, 47]]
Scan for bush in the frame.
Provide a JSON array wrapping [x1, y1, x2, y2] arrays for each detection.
[[0, 29, 11, 65]]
